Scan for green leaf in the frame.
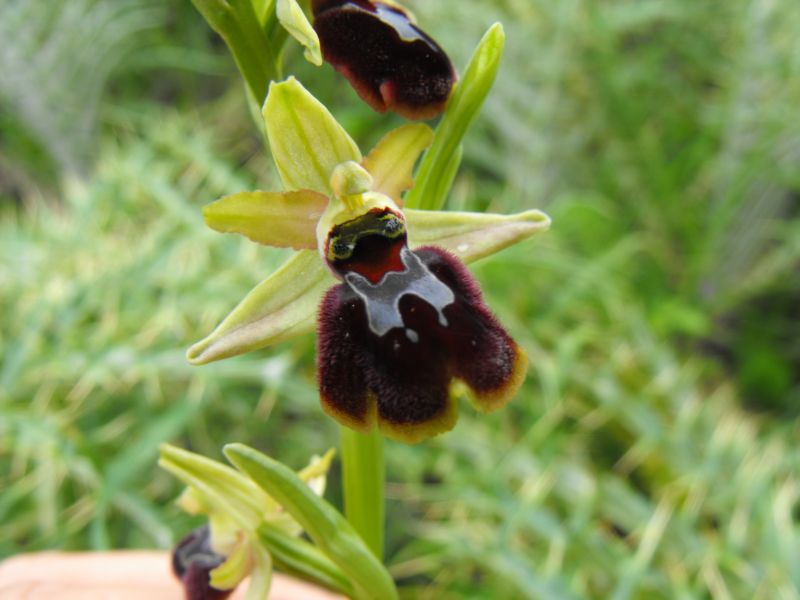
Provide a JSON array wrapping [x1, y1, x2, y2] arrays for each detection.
[[257, 524, 355, 596], [276, 0, 322, 66], [203, 190, 327, 249], [362, 123, 434, 203], [417, 143, 463, 219], [186, 250, 334, 365], [263, 77, 361, 194], [405, 23, 505, 210], [224, 444, 398, 600], [252, 0, 275, 26], [406, 208, 551, 264]]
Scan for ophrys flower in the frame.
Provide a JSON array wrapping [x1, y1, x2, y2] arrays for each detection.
[[161, 444, 335, 599], [188, 77, 549, 443], [276, 0, 456, 119]]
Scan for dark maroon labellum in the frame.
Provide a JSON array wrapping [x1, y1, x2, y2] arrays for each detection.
[[317, 210, 526, 443], [312, 0, 456, 120], [172, 526, 233, 600]]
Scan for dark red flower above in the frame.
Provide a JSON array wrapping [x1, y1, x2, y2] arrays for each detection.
[[172, 526, 233, 600], [317, 208, 527, 443], [312, 0, 456, 120]]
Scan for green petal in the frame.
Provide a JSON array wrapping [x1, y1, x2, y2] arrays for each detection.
[[298, 448, 335, 495], [203, 190, 327, 249], [406, 208, 551, 264], [243, 543, 273, 600], [263, 77, 361, 194], [361, 123, 434, 203], [224, 444, 398, 600], [276, 0, 322, 66], [209, 534, 253, 590], [405, 23, 505, 210], [187, 250, 334, 364]]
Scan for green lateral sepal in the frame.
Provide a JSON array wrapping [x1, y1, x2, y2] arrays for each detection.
[[224, 443, 398, 600]]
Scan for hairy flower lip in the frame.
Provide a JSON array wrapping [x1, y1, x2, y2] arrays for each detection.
[[317, 245, 529, 443], [312, 0, 456, 120]]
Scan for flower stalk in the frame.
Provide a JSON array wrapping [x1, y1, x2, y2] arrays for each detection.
[[340, 426, 385, 560], [190, 0, 282, 102], [177, 2, 549, 595]]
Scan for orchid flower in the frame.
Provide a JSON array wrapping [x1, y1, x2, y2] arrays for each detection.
[[310, 0, 456, 119], [276, 0, 456, 119], [161, 443, 397, 599], [161, 444, 338, 599], [186, 76, 549, 443]]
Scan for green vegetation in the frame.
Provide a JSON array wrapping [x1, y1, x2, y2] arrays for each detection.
[[1, 0, 799, 598]]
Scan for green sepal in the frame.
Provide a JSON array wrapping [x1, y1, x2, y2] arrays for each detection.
[[264, 449, 336, 537], [406, 208, 551, 264], [405, 23, 505, 210], [276, 0, 322, 66], [203, 189, 327, 249], [258, 523, 355, 596], [158, 444, 273, 529], [186, 250, 334, 365], [361, 123, 434, 203], [263, 77, 361, 194], [224, 443, 398, 600]]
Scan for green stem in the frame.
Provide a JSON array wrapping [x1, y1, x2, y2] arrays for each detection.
[[190, 0, 280, 103], [339, 426, 385, 559]]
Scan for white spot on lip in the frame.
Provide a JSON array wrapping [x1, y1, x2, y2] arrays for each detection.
[[457, 243, 469, 253], [406, 329, 419, 343], [344, 247, 455, 337]]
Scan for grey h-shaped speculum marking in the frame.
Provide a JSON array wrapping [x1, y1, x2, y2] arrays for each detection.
[[344, 247, 455, 339]]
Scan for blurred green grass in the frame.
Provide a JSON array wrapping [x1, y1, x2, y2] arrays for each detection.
[[1, 0, 799, 598]]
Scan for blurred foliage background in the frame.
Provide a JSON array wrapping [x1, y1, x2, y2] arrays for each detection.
[[1, 0, 799, 598]]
